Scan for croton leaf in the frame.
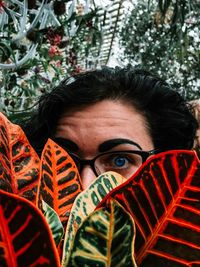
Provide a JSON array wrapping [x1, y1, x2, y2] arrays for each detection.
[[37, 139, 83, 227], [62, 171, 127, 266], [42, 200, 64, 247], [67, 199, 137, 267], [0, 189, 60, 267], [0, 112, 40, 203], [97, 150, 200, 266]]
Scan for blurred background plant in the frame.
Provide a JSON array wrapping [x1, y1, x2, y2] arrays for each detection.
[[0, 0, 107, 120], [118, 0, 200, 100], [0, 0, 199, 122]]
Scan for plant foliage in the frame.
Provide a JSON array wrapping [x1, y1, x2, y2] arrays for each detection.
[[0, 112, 40, 203], [0, 189, 60, 266], [98, 150, 200, 266], [67, 199, 137, 267], [0, 113, 199, 266], [62, 171, 126, 265], [37, 138, 82, 227], [119, 0, 200, 100], [0, 0, 103, 115]]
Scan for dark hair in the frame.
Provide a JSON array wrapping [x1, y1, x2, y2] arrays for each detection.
[[22, 66, 198, 156]]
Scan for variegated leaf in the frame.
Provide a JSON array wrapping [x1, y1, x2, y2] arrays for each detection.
[[97, 150, 200, 266], [0, 189, 60, 266], [0, 112, 40, 203], [67, 199, 137, 267], [62, 171, 126, 266], [42, 200, 64, 247], [37, 139, 82, 227]]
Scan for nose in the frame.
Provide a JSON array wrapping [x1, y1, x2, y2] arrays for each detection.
[[80, 165, 97, 190]]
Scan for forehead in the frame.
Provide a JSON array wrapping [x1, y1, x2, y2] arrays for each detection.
[[58, 99, 143, 121], [55, 100, 153, 154]]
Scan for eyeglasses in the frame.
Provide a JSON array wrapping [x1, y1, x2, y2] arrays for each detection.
[[68, 149, 158, 179]]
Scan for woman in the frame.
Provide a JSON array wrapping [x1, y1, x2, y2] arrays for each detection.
[[23, 66, 198, 189]]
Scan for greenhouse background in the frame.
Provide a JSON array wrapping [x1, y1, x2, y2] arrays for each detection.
[[0, 2, 200, 265], [0, 0, 199, 121]]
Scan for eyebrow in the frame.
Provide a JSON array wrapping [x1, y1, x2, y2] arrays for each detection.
[[99, 138, 142, 152], [53, 137, 79, 152], [53, 137, 142, 154]]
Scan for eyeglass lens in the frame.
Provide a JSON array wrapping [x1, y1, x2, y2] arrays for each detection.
[[94, 152, 143, 178]]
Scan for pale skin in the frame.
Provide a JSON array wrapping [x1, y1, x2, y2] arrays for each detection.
[[55, 99, 154, 189]]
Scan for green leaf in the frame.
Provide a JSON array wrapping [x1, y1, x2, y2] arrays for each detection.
[[62, 171, 126, 266], [164, 0, 171, 14], [0, 41, 16, 63], [67, 199, 137, 267], [158, 0, 164, 13], [42, 200, 64, 247]]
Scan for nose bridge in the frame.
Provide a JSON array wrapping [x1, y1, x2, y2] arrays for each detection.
[[81, 158, 96, 171], [80, 165, 97, 189]]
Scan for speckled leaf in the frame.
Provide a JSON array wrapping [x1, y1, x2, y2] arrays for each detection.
[[0, 189, 60, 267], [97, 150, 200, 267], [42, 200, 64, 247], [37, 139, 82, 227], [62, 171, 126, 266], [0, 112, 40, 203], [67, 199, 137, 267]]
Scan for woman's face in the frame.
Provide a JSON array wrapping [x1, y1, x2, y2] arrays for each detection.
[[55, 100, 154, 189]]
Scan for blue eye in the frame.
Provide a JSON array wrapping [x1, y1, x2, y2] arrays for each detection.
[[113, 156, 127, 167]]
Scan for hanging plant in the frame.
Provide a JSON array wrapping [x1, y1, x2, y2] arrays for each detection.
[[0, 0, 104, 117]]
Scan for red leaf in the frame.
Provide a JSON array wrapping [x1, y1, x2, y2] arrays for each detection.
[[0, 189, 60, 267], [97, 150, 200, 266], [0, 113, 40, 203], [37, 139, 82, 227]]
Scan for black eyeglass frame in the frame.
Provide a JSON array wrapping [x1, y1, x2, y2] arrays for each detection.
[[69, 149, 158, 177]]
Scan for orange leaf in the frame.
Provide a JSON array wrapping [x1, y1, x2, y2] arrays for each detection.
[[0, 113, 40, 203], [37, 139, 82, 227]]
